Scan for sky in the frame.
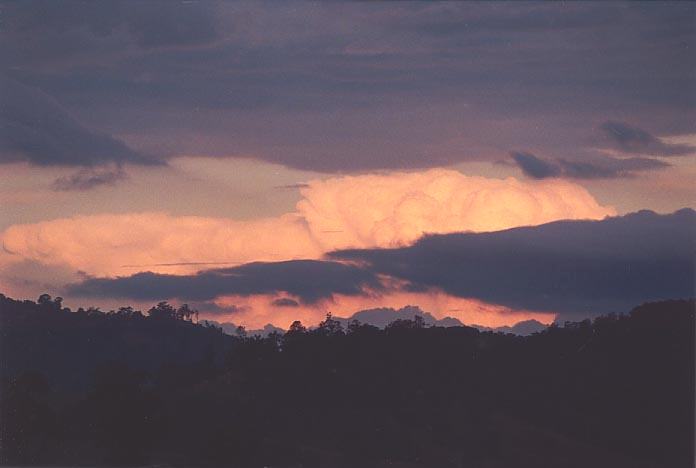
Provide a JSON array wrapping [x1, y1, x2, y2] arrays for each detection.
[[1, 1, 695, 329]]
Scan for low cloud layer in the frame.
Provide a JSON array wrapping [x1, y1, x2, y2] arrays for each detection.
[[331, 209, 696, 319], [1, 212, 321, 277], [68, 260, 382, 304], [0, 77, 157, 167], [52, 167, 128, 191], [511, 151, 669, 180], [45, 209, 696, 326], [2, 3, 694, 172], [0, 169, 614, 277], [601, 121, 696, 157]]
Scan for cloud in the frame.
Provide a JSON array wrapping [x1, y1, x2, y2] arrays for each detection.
[[122, 1, 219, 49], [206, 287, 555, 330], [0, 169, 614, 277], [601, 121, 696, 157], [398, 3, 622, 36], [296, 169, 615, 249], [511, 152, 562, 179], [61, 282, 554, 331], [1, 212, 321, 277], [2, 3, 694, 172], [275, 183, 310, 190], [0, 77, 158, 167], [330, 209, 696, 319], [67, 260, 383, 304], [272, 297, 300, 307], [511, 151, 669, 179], [189, 301, 246, 315], [62, 210, 694, 327], [51, 167, 128, 191], [1, 0, 219, 55]]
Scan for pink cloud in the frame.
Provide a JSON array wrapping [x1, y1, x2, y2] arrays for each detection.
[[1, 169, 613, 279]]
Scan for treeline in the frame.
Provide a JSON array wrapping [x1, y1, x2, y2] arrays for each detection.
[[0, 294, 694, 467]]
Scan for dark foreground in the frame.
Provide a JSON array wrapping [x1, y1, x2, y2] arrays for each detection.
[[1, 294, 694, 467]]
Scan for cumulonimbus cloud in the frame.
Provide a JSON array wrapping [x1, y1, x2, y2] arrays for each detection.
[[296, 169, 615, 249], [0, 169, 615, 278]]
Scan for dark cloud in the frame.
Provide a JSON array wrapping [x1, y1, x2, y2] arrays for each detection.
[[67, 210, 696, 321], [511, 151, 669, 179], [1, 3, 693, 172], [190, 302, 246, 315], [275, 183, 310, 190], [511, 152, 561, 179], [0, 0, 218, 58], [601, 121, 696, 157], [120, 261, 240, 268], [331, 209, 696, 319], [558, 156, 669, 179], [271, 297, 300, 307], [399, 3, 623, 36], [68, 260, 383, 303], [52, 167, 128, 191], [0, 78, 159, 167], [121, 1, 218, 49]]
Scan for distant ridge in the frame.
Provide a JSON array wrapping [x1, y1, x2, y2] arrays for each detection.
[[206, 305, 547, 336]]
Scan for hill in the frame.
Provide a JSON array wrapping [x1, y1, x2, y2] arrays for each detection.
[[1, 294, 694, 467]]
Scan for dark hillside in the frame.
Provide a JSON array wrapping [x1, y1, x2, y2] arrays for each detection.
[[0, 294, 233, 390], [1, 294, 693, 467]]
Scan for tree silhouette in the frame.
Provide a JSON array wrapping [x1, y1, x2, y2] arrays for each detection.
[[317, 312, 344, 336], [287, 320, 307, 334], [148, 301, 177, 320], [0, 293, 693, 468], [176, 303, 197, 321]]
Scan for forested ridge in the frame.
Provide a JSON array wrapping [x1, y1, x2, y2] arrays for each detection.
[[1, 293, 694, 467]]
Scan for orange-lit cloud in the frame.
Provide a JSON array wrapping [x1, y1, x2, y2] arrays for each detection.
[[1, 169, 614, 278], [298, 169, 615, 249], [1, 212, 321, 277]]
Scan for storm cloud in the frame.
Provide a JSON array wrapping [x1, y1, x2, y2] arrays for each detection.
[[511, 151, 669, 179], [330, 209, 696, 318], [65, 210, 695, 320], [68, 260, 383, 304], [601, 121, 696, 157], [0, 78, 157, 167], [1, 2, 693, 172], [272, 298, 301, 308], [52, 167, 128, 191]]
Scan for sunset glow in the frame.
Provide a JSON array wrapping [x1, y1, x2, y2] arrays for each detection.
[[1, 3, 694, 466], [210, 289, 556, 330], [0, 1, 693, 332]]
